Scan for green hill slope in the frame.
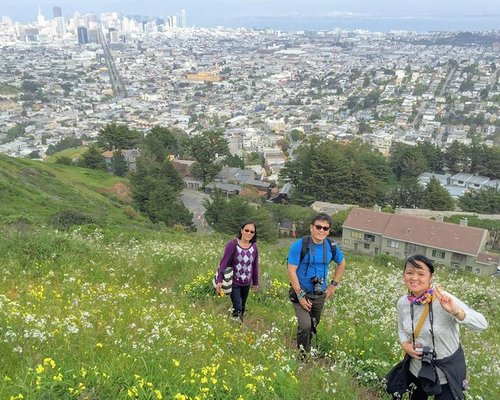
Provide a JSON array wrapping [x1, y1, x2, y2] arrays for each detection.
[[0, 153, 144, 227]]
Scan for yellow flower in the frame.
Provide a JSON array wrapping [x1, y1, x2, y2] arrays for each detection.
[[172, 359, 180, 367], [174, 394, 187, 400], [154, 389, 163, 399], [35, 365, 44, 374], [96, 343, 103, 348]]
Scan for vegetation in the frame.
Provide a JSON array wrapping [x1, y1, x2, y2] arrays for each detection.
[[0, 224, 497, 399], [188, 130, 229, 185]]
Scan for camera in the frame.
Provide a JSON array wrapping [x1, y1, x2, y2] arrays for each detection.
[[421, 346, 435, 364], [310, 277, 324, 295]]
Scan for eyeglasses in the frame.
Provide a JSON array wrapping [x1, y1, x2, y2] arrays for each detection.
[[243, 229, 255, 234], [313, 224, 330, 232]]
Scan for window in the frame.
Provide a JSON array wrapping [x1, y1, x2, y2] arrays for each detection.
[[475, 268, 481, 275], [364, 233, 375, 242], [364, 243, 370, 249], [387, 240, 399, 249], [465, 266, 472, 272], [343, 239, 350, 245], [432, 249, 445, 259], [351, 231, 362, 239]]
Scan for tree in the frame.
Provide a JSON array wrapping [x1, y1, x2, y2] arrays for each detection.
[[111, 150, 128, 177], [188, 130, 229, 185], [203, 191, 276, 242], [142, 125, 184, 162], [416, 142, 444, 173], [458, 188, 500, 214], [78, 145, 106, 171], [46, 136, 82, 156], [443, 141, 469, 174], [421, 177, 455, 211], [387, 177, 424, 209], [389, 143, 428, 180], [97, 123, 141, 151], [129, 153, 191, 227]]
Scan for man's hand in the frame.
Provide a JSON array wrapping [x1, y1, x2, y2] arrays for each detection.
[[326, 284, 337, 299], [299, 296, 312, 311]]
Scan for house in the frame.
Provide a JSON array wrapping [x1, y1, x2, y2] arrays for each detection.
[[205, 167, 271, 197], [342, 207, 497, 275]]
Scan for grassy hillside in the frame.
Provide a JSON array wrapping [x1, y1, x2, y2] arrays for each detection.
[[0, 224, 498, 399], [0, 153, 147, 228]]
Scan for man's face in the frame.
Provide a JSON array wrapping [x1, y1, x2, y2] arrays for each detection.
[[310, 219, 330, 243]]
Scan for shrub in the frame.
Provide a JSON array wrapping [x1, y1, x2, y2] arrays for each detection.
[[49, 210, 97, 229]]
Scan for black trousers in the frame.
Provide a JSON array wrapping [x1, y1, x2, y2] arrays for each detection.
[[230, 285, 250, 318], [291, 293, 326, 352]]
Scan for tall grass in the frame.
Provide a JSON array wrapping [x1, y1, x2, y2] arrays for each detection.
[[0, 225, 498, 399]]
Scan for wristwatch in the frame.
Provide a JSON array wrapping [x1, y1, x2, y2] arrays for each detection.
[[330, 280, 339, 287]]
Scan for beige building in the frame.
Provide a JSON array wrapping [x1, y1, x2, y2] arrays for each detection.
[[342, 207, 498, 276]]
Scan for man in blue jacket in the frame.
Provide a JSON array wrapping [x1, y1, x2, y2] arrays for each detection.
[[287, 213, 346, 355]]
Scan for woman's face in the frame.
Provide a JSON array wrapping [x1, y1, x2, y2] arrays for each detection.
[[241, 224, 256, 242], [403, 260, 432, 295]]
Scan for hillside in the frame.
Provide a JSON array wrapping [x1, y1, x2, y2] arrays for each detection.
[[0, 223, 498, 399], [0, 153, 146, 228]]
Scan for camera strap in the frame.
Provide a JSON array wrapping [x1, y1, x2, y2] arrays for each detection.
[[306, 240, 328, 283], [410, 298, 436, 354]]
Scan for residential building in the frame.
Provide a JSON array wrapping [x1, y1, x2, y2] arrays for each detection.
[[342, 207, 497, 275]]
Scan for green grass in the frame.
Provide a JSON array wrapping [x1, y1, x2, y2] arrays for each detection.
[[0, 224, 497, 399], [44, 147, 87, 163], [0, 154, 147, 228]]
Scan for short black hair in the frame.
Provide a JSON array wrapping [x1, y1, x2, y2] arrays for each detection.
[[237, 221, 257, 243], [310, 213, 332, 228], [405, 254, 434, 274]]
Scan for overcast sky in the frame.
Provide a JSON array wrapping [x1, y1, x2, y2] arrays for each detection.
[[2, 1, 499, 30]]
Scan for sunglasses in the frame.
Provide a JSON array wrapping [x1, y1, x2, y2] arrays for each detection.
[[313, 224, 330, 232], [243, 228, 255, 234]]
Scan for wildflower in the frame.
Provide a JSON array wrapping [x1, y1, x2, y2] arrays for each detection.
[[174, 394, 187, 400], [96, 343, 103, 348], [154, 389, 163, 399], [172, 358, 180, 367]]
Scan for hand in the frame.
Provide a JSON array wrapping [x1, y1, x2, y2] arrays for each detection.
[[251, 285, 259, 293], [299, 296, 312, 311], [434, 285, 459, 315], [215, 282, 223, 295], [326, 284, 337, 299], [402, 341, 422, 360]]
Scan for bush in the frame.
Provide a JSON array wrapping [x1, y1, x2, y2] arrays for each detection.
[[49, 210, 97, 230], [123, 205, 139, 219]]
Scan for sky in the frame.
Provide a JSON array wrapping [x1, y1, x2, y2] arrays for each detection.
[[1, 1, 499, 31]]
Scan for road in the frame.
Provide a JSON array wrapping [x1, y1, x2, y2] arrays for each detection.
[[180, 188, 213, 233]]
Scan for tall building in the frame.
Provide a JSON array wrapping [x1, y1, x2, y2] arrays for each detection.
[[77, 26, 88, 44], [53, 6, 62, 18], [180, 9, 186, 28]]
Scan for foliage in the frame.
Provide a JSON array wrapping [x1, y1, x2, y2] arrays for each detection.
[[0, 225, 497, 399], [77, 145, 107, 171], [110, 150, 128, 177], [387, 177, 425, 209], [421, 177, 455, 211], [129, 152, 192, 228], [224, 153, 245, 169], [46, 136, 83, 156], [204, 190, 277, 242], [188, 130, 229, 185], [264, 203, 316, 237], [280, 138, 387, 207], [4, 123, 27, 143], [389, 143, 428, 180], [458, 187, 500, 214], [54, 155, 73, 165], [49, 209, 97, 229], [97, 123, 142, 151], [141, 125, 186, 161]]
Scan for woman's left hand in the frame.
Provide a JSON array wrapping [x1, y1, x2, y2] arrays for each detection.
[[434, 285, 459, 314], [251, 285, 259, 293]]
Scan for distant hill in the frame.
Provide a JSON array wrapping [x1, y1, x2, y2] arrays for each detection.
[[0, 153, 147, 228]]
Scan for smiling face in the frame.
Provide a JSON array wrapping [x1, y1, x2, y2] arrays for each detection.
[[404, 260, 433, 296], [240, 223, 256, 242], [310, 219, 330, 244]]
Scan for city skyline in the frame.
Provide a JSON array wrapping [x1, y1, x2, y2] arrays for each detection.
[[1, 0, 500, 32]]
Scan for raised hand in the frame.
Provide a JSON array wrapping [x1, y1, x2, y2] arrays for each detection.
[[434, 284, 459, 315]]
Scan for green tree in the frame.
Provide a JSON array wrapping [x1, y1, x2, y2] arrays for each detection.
[[203, 192, 276, 242], [416, 142, 444, 173], [458, 188, 500, 214], [421, 177, 455, 210], [290, 129, 305, 142], [224, 154, 245, 169], [188, 130, 229, 185], [97, 123, 141, 151], [78, 145, 106, 171], [46, 136, 82, 156], [387, 177, 424, 208], [389, 143, 428, 180], [111, 150, 128, 177], [141, 125, 184, 162], [443, 141, 470, 174]]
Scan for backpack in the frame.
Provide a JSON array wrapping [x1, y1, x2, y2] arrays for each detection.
[[299, 235, 337, 268]]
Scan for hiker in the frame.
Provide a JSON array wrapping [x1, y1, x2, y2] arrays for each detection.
[[215, 221, 259, 320], [287, 213, 346, 354], [395, 255, 488, 399]]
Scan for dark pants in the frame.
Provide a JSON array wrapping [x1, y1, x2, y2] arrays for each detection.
[[409, 372, 455, 400], [230, 285, 250, 318], [291, 293, 326, 352]]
